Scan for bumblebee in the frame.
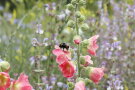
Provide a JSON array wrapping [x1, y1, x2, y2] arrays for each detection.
[[59, 43, 69, 51]]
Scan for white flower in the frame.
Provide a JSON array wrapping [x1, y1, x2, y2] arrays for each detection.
[[36, 29, 44, 34], [57, 82, 63, 87]]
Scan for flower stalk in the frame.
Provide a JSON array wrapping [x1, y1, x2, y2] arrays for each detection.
[[75, 0, 81, 77], [32, 24, 45, 89]]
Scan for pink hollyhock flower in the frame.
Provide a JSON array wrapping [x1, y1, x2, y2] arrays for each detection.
[[0, 72, 10, 90], [89, 67, 104, 84], [56, 54, 69, 64], [59, 61, 76, 78], [74, 81, 86, 90], [10, 73, 33, 90], [83, 55, 93, 66], [87, 35, 99, 56], [73, 35, 81, 44], [74, 39, 81, 44], [52, 45, 71, 60]]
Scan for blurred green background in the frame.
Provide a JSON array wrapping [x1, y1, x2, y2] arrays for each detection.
[[0, 0, 135, 89]]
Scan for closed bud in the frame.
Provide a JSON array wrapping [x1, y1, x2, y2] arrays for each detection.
[[0, 61, 10, 72], [67, 82, 74, 90], [79, 0, 86, 6], [85, 78, 93, 86], [78, 15, 86, 22], [73, 35, 81, 44], [81, 39, 89, 48], [81, 23, 89, 31], [76, 77, 85, 82], [75, 11, 81, 18], [71, 0, 77, 5], [80, 56, 85, 65], [67, 20, 75, 28], [67, 4, 74, 11]]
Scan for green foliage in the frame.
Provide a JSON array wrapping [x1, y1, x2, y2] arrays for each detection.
[[0, 0, 135, 89]]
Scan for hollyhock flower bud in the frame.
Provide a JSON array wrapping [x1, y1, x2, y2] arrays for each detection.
[[10, 73, 33, 90], [76, 77, 85, 82], [80, 55, 93, 66], [81, 23, 89, 31], [84, 78, 93, 86], [71, 0, 77, 5], [59, 61, 76, 78], [67, 4, 74, 11], [81, 39, 89, 48], [79, 0, 86, 6], [67, 82, 74, 90], [87, 35, 99, 56], [0, 72, 10, 90], [75, 11, 81, 18], [73, 35, 82, 44], [0, 61, 10, 72], [86, 67, 104, 84], [67, 20, 75, 28], [74, 81, 86, 90], [78, 15, 85, 22]]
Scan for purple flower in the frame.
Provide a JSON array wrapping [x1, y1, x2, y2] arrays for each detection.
[[0, 58, 3, 62], [111, 41, 121, 48], [32, 38, 39, 46], [57, 82, 63, 87], [106, 51, 112, 59], [36, 24, 44, 34]]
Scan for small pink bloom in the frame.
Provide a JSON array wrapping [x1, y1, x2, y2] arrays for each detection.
[[73, 35, 81, 44], [83, 55, 93, 66], [88, 49, 96, 56], [52, 45, 71, 59], [56, 54, 69, 64], [59, 61, 75, 78], [10, 73, 33, 90], [87, 35, 99, 56], [74, 81, 86, 90], [89, 67, 104, 84], [74, 39, 81, 44], [0, 72, 10, 90]]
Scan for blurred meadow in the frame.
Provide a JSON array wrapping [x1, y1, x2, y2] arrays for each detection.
[[0, 0, 135, 90]]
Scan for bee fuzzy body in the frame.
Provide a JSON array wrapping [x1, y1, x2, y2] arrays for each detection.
[[59, 43, 69, 51]]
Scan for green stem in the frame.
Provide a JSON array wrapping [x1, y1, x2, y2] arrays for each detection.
[[38, 73, 40, 83], [77, 44, 81, 77], [75, 0, 81, 77]]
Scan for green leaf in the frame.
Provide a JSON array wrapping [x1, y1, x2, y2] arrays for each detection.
[[126, 0, 134, 5]]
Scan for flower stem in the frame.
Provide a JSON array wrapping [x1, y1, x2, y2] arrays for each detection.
[[37, 59, 40, 83], [77, 44, 81, 77], [75, 0, 81, 77]]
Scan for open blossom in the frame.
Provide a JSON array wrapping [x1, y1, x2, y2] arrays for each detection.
[[59, 61, 76, 78], [83, 55, 93, 66], [0, 72, 10, 90], [56, 54, 69, 64], [80, 55, 93, 67], [10, 73, 33, 90], [52, 45, 71, 60], [89, 67, 104, 84], [74, 81, 86, 90], [87, 35, 99, 56]]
